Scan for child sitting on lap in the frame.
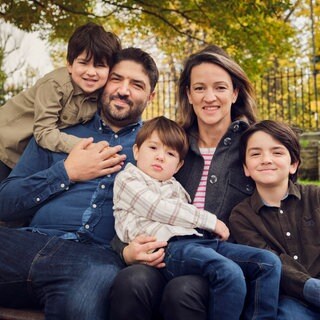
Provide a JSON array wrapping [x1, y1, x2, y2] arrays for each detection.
[[114, 116, 282, 320]]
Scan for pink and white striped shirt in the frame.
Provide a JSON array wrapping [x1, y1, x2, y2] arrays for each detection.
[[193, 148, 216, 209]]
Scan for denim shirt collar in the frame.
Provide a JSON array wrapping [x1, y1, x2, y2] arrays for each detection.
[[91, 112, 143, 135]]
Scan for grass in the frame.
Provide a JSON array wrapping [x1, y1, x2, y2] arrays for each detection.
[[298, 179, 320, 186]]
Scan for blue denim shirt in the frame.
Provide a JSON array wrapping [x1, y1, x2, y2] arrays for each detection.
[[0, 113, 141, 246]]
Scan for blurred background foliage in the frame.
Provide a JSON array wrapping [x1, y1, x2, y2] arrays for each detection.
[[0, 0, 319, 129]]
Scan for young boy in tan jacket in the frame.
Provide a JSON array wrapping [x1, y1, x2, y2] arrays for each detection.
[[0, 22, 120, 180]]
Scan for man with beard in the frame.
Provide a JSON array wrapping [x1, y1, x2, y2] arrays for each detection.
[[0, 47, 166, 320]]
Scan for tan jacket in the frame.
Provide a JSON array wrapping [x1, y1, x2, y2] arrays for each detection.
[[0, 67, 99, 168]]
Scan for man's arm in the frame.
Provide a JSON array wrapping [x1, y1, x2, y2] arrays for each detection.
[[0, 138, 125, 221]]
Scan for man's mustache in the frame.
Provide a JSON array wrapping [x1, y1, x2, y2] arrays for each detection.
[[110, 93, 133, 107]]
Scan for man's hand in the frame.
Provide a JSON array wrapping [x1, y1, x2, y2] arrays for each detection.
[[64, 138, 126, 181], [214, 220, 230, 241], [123, 235, 167, 268]]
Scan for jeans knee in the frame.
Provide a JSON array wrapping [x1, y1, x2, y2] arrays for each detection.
[[111, 264, 164, 296], [256, 250, 282, 276], [163, 275, 208, 306], [214, 261, 246, 295], [161, 276, 208, 320], [109, 265, 166, 319], [64, 264, 120, 319], [260, 250, 281, 265]]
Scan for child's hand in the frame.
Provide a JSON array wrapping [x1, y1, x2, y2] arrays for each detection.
[[214, 220, 230, 241]]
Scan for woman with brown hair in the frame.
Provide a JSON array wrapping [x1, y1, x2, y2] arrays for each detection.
[[110, 49, 281, 320]]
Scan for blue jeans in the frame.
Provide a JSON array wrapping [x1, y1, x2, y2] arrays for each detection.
[[278, 296, 320, 320], [303, 278, 320, 307], [0, 227, 124, 320], [162, 237, 281, 320]]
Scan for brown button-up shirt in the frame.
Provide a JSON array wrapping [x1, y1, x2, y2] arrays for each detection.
[[229, 181, 320, 302]]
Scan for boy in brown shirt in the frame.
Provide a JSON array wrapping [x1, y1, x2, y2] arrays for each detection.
[[229, 120, 320, 319]]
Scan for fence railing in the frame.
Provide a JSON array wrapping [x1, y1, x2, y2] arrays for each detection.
[[145, 67, 320, 132], [2, 67, 319, 131]]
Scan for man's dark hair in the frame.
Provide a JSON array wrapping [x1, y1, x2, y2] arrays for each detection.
[[239, 120, 301, 182], [67, 22, 121, 67], [113, 47, 159, 91]]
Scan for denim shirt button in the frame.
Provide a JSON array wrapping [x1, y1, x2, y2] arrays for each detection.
[[245, 184, 253, 192], [114, 134, 119, 139], [209, 175, 218, 184], [223, 137, 232, 146], [84, 224, 90, 230], [293, 255, 298, 260]]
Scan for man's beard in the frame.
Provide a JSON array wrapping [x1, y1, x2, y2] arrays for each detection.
[[101, 94, 147, 127]]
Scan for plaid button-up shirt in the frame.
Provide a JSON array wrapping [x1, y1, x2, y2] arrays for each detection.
[[113, 163, 217, 242]]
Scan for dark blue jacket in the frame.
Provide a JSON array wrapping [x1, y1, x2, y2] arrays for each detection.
[[175, 120, 255, 226]]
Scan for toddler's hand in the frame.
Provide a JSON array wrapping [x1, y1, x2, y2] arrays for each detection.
[[214, 220, 230, 241]]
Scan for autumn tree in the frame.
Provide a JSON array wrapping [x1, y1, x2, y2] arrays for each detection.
[[0, 21, 26, 105], [0, 0, 311, 77], [1, 0, 319, 127]]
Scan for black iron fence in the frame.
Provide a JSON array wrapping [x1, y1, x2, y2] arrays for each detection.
[[145, 67, 320, 132], [2, 67, 319, 131]]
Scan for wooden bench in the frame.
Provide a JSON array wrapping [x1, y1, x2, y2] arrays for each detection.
[[0, 307, 44, 320]]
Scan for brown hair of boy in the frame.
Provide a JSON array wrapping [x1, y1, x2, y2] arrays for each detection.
[[67, 22, 121, 67], [135, 116, 189, 161], [239, 120, 301, 182]]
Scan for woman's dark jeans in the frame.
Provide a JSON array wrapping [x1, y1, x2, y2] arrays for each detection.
[[109, 264, 208, 320]]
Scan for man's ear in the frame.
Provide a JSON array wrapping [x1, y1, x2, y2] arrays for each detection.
[[243, 164, 250, 177], [147, 91, 156, 104], [175, 160, 184, 174], [133, 144, 139, 161]]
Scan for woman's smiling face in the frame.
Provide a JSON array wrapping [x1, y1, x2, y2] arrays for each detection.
[[187, 62, 238, 131]]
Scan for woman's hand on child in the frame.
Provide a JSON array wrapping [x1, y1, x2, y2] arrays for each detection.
[[214, 220, 230, 241], [123, 234, 167, 268]]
